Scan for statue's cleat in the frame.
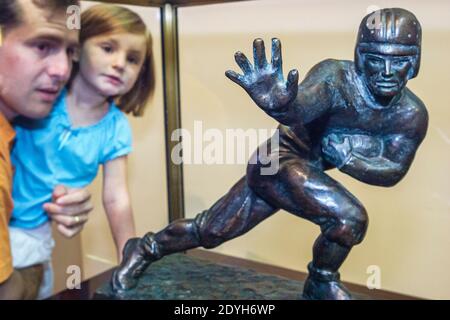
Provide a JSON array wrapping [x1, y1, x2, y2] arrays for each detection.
[[302, 276, 352, 300], [111, 236, 154, 292], [302, 263, 352, 300]]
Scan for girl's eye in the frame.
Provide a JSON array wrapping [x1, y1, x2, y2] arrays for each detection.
[[127, 56, 139, 65], [101, 45, 113, 53]]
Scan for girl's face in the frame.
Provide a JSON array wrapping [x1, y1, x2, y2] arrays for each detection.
[[78, 32, 146, 97]]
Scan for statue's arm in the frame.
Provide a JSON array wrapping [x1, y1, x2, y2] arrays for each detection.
[[340, 108, 428, 187], [226, 38, 336, 127], [273, 65, 336, 127], [339, 141, 413, 187]]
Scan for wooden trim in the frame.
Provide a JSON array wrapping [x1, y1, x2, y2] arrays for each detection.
[[168, 0, 252, 7], [94, 0, 160, 6], [95, 0, 251, 7]]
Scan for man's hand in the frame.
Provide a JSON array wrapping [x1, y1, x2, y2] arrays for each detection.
[[43, 185, 93, 238], [225, 38, 299, 117], [322, 133, 353, 168]]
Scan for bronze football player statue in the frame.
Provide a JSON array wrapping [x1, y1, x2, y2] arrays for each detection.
[[111, 8, 428, 300]]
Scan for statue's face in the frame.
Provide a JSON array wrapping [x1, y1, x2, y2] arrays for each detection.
[[360, 51, 414, 99]]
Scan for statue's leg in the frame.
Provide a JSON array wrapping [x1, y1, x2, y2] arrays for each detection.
[[150, 176, 278, 252], [112, 176, 278, 292], [247, 156, 368, 299]]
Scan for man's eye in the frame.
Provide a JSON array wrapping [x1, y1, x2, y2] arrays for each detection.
[[36, 43, 51, 53], [67, 47, 79, 60]]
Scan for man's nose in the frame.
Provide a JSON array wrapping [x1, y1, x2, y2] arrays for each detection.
[[47, 51, 71, 82], [382, 59, 392, 77]]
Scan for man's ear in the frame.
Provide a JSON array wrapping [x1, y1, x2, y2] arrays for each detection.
[[0, 26, 12, 48]]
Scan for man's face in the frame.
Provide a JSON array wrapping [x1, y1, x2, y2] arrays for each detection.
[[0, 0, 79, 120], [361, 50, 414, 99]]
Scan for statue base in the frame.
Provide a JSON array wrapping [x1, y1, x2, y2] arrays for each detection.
[[94, 253, 371, 300]]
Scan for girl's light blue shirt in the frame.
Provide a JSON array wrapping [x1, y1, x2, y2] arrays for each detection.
[[10, 89, 132, 229]]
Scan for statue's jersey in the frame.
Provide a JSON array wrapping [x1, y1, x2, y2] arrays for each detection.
[[276, 59, 427, 170]]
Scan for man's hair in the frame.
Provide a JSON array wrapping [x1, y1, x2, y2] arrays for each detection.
[[0, 0, 79, 29]]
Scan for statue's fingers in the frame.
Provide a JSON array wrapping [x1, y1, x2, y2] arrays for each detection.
[[225, 70, 247, 88], [253, 38, 267, 70], [271, 38, 283, 75], [234, 51, 253, 75], [286, 69, 299, 93]]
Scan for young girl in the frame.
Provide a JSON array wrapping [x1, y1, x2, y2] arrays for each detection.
[[9, 4, 155, 299]]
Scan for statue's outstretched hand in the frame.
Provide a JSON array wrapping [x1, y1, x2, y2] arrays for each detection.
[[226, 38, 299, 116]]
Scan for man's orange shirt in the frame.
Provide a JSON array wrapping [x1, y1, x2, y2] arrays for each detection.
[[0, 112, 15, 283]]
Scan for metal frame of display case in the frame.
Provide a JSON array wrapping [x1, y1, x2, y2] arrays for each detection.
[[97, 0, 252, 222]]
